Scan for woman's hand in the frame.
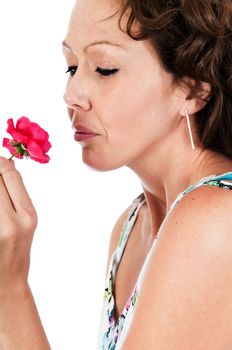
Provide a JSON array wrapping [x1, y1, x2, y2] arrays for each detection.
[[0, 156, 51, 349], [0, 156, 37, 295]]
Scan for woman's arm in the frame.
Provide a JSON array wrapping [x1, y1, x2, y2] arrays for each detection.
[[0, 285, 51, 349], [0, 157, 51, 349], [120, 186, 232, 349]]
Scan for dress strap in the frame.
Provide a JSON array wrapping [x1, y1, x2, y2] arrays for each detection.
[[117, 193, 146, 260], [112, 194, 146, 271]]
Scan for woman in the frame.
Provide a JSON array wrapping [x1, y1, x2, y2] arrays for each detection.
[[0, 0, 232, 348]]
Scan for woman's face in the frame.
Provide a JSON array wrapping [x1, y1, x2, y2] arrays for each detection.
[[63, 0, 185, 171]]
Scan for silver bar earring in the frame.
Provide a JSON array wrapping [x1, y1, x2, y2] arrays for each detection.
[[185, 109, 195, 150]]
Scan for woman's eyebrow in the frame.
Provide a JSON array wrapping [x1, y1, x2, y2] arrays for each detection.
[[62, 40, 127, 53]]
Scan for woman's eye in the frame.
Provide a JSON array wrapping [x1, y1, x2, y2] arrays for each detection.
[[65, 65, 119, 78], [65, 66, 77, 77], [95, 67, 119, 77]]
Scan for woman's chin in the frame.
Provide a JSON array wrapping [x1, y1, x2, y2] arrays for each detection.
[[81, 151, 122, 172]]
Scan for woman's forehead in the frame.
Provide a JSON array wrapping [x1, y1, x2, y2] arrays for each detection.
[[66, 0, 134, 47], [71, 0, 122, 25], [64, 0, 157, 63]]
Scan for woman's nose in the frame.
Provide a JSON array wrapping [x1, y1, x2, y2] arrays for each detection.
[[63, 77, 91, 111]]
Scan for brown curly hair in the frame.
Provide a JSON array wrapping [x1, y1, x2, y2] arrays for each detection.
[[104, 0, 232, 158]]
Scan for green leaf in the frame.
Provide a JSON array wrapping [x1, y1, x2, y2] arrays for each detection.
[[16, 145, 26, 156]]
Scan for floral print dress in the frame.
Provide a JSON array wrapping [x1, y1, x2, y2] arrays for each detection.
[[96, 171, 232, 349]]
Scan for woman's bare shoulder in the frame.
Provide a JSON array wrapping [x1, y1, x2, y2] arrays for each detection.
[[169, 182, 232, 227], [161, 183, 232, 250], [120, 186, 232, 349]]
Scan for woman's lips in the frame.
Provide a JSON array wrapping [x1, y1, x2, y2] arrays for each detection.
[[74, 133, 99, 142], [74, 124, 100, 134], [73, 124, 100, 142]]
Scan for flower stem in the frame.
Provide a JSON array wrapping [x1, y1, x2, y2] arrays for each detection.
[[9, 151, 18, 160]]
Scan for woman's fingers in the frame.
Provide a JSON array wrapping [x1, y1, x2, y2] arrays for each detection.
[[0, 157, 36, 294], [0, 157, 35, 215]]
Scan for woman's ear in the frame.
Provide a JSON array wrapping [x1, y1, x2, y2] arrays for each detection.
[[179, 77, 212, 116]]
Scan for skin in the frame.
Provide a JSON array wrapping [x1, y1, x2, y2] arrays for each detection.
[[0, 0, 232, 348], [63, 0, 232, 237], [0, 158, 51, 349], [63, 0, 232, 350]]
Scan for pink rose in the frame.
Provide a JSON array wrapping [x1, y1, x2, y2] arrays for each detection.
[[2, 116, 51, 163]]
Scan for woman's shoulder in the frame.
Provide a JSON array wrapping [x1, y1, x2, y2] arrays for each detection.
[[164, 182, 232, 247], [173, 178, 232, 214], [118, 185, 232, 349]]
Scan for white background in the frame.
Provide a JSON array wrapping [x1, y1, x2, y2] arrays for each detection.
[[0, 1, 142, 349]]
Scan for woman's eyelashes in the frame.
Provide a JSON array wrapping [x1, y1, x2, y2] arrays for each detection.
[[65, 66, 77, 76], [96, 67, 119, 77], [65, 65, 119, 77]]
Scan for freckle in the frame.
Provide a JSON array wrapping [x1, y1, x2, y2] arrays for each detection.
[[191, 197, 195, 200], [175, 221, 178, 225]]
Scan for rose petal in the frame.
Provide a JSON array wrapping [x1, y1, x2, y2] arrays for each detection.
[[29, 154, 50, 163], [6, 118, 15, 136], [16, 116, 31, 131], [27, 140, 44, 157], [28, 123, 49, 142], [2, 137, 10, 148], [41, 140, 52, 152], [11, 130, 28, 145]]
